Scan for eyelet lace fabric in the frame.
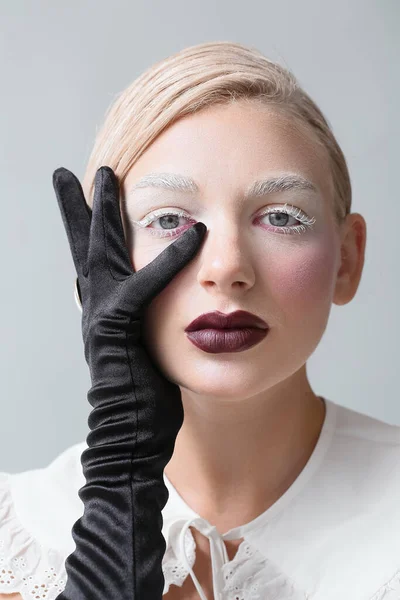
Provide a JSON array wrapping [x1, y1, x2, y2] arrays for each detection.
[[220, 539, 310, 600], [1, 470, 400, 600], [162, 524, 197, 593], [161, 524, 310, 599], [0, 473, 67, 599]]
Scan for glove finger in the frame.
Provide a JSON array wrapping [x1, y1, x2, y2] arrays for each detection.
[[88, 166, 133, 280], [53, 167, 92, 278], [129, 221, 207, 306]]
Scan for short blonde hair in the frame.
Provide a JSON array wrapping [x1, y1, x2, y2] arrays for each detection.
[[82, 41, 351, 227]]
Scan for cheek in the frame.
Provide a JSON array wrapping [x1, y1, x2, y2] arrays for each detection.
[[268, 239, 338, 324]]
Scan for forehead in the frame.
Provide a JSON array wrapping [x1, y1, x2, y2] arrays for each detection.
[[125, 100, 334, 204]]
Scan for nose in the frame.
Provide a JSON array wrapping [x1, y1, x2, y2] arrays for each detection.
[[195, 226, 255, 295]]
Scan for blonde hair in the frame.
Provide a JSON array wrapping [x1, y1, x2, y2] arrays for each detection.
[[82, 41, 351, 227]]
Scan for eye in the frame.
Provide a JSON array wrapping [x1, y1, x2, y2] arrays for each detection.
[[132, 203, 316, 238], [132, 208, 196, 239], [257, 203, 316, 235]]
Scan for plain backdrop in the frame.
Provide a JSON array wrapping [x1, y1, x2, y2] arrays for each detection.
[[0, 0, 398, 473]]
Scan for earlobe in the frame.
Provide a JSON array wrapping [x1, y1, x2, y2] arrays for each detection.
[[332, 213, 367, 306]]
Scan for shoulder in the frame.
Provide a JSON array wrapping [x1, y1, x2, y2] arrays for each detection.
[[297, 400, 400, 596], [0, 441, 87, 599], [330, 400, 400, 489], [7, 439, 88, 554], [333, 399, 400, 445], [324, 399, 400, 504]]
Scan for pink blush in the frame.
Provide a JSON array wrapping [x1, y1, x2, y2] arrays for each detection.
[[266, 239, 338, 320]]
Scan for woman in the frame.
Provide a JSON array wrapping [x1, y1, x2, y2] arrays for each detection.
[[1, 41, 399, 600]]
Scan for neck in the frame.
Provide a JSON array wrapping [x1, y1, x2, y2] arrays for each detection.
[[164, 366, 326, 535]]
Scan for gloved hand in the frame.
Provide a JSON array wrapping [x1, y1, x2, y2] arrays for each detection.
[[52, 165, 207, 599]]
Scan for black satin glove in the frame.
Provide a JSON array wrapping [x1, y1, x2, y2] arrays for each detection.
[[52, 166, 207, 599]]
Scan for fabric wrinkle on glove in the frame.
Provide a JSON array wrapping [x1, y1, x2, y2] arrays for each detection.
[[52, 165, 207, 599]]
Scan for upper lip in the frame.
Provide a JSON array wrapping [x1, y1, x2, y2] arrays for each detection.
[[185, 310, 269, 332]]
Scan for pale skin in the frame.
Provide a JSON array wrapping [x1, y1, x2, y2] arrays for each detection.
[[0, 102, 366, 600]]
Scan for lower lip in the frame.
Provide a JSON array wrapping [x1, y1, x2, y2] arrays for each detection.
[[185, 327, 269, 354]]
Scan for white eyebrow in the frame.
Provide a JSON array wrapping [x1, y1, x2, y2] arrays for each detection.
[[128, 172, 319, 198], [246, 173, 318, 198], [129, 173, 198, 194]]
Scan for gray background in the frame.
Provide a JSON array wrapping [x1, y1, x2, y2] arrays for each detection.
[[1, 1, 398, 473]]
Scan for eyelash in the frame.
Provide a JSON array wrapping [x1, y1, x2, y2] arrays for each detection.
[[131, 202, 316, 239]]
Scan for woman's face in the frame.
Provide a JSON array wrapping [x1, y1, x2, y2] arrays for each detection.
[[121, 100, 341, 400]]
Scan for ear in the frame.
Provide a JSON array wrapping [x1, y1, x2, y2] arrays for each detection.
[[333, 213, 367, 306]]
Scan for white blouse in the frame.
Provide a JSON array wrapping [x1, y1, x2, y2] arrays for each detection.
[[1, 396, 400, 600]]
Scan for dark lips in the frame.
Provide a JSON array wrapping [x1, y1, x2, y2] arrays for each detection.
[[185, 310, 269, 354], [185, 328, 268, 353], [185, 310, 269, 332]]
